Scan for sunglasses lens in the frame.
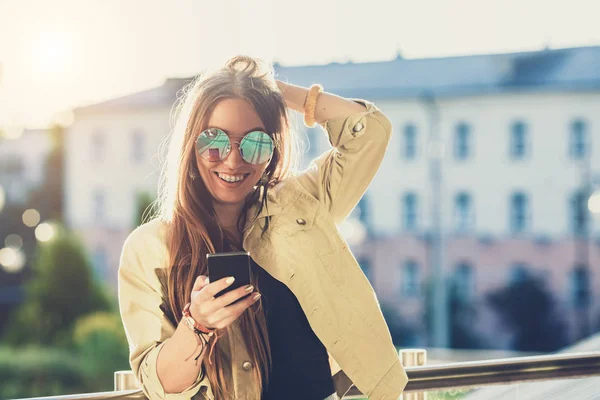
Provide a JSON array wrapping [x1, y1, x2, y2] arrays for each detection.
[[196, 129, 229, 161], [239, 131, 274, 164]]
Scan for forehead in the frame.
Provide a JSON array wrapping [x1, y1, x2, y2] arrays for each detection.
[[206, 98, 265, 139]]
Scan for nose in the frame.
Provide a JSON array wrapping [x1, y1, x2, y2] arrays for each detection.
[[222, 141, 245, 168]]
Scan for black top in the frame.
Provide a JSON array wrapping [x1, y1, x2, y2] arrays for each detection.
[[251, 258, 336, 400]]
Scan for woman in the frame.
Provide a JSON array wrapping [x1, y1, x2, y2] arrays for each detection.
[[118, 55, 407, 400]]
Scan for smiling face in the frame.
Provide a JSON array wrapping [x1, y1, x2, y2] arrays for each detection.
[[195, 98, 271, 208]]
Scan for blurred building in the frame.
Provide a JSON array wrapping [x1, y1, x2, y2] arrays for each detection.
[[0, 128, 52, 204], [65, 46, 600, 347]]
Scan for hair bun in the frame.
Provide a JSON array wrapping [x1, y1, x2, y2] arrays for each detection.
[[225, 55, 274, 80]]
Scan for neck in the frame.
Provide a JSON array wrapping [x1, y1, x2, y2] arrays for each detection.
[[213, 202, 245, 234]]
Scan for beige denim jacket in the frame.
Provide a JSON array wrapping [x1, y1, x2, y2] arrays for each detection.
[[118, 100, 408, 400]]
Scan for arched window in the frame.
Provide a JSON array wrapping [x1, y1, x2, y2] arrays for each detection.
[[401, 260, 420, 297], [570, 190, 588, 236], [510, 120, 528, 159], [403, 123, 417, 160], [510, 192, 529, 233], [569, 119, 588, 160], [454, 122, 472, 160], [454, 191, 474, 232], [402, 192, 418, 231]]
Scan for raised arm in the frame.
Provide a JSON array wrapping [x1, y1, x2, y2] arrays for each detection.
[[277, 80, 392, 224]]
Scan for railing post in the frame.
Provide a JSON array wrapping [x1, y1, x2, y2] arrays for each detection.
[[400, 349, 427, 400], [114, 370, 139, 391]]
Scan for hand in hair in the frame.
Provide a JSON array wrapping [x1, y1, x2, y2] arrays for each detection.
[[189, 275, 261, 330]]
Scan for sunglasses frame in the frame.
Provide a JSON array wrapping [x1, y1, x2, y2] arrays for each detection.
[[195, 128, 275, 165]]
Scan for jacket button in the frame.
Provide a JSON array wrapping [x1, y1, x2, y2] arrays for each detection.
[[353, 122, 364, 133], [242, 361, 253, 371], [296, 218, 306, 225]]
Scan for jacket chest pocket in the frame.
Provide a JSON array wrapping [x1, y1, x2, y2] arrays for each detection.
[[270, 192, 339, 258]]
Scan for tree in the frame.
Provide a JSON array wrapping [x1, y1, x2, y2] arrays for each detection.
[[3, 224, 112, 348], [72, 312, 130, 391], [424, 278, 486, 349], [134, 190, 156, 227], [380, 302, 418, 347], [487, 274, 568, 352], [25, 124, 65, 223]]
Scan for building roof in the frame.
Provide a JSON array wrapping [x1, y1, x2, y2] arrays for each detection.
[[74, 45, 600, 114]]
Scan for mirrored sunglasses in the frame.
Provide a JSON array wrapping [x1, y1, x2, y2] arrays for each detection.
[[196, 128, 274, 165]]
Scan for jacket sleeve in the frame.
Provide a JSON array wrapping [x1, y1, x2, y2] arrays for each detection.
[[295, 100, 392, 224], [118, 223, 213, 400]]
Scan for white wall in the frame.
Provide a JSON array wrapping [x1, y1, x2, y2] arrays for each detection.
[[369, 91, 600, 238], [65, 109, 171, 230]]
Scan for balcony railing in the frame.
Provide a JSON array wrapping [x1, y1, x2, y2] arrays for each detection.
[[13, 350, 600, 400]]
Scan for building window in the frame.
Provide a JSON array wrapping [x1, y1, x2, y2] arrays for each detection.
[[454, 192, 474, 232], [92, 130, 106, 163], [402, 192, 418, 231], [132, 130, 145, 163], [510, 120, 528, 160], [403, 123, 417, 160], [454, 122, 471, 161], [510, 192, 529, 234], [570, 265, 591, 309], [510, 263, 531, 284], [569, 119, 588, 160], [453, 262, 475, 302], [93, 189, 106, 223], [570, 190, 589, 236], [358, 257, 372, 282], [401, 260, 420, 297]]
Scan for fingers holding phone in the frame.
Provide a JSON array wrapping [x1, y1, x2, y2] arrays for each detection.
[[189, 275, 261, 330]]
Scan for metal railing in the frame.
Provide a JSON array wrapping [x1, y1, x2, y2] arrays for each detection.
[[13, 350, 600, 400]]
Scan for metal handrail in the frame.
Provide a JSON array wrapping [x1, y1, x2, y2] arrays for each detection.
[[13, 351, 600, 399], [349, 351, 600, 396]]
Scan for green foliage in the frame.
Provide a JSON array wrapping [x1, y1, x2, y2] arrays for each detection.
[[3, 224, 112, 347], [134, 191, 156, 227], [72, 312, 131, 392], [25, 124, 65, 223], [423, 279, 487, 349], [487, 274, 568, 352], [0, 345, 86, 399]]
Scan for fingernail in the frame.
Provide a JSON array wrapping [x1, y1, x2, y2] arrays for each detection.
[[253, 293, 261, 301], [226, 276, 235, 284], [245, 285, 254, 292], [205, 277, 210, 284]]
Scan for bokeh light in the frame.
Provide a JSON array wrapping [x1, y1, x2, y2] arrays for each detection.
[[22, 209, 41, 227], [35, 222, 55, 242], [0, 247, 26, 273], [5, 234, 23, 250], [589, 191, 600, 214], [337, 217, 367, 247], [0, 247, 17, 268]]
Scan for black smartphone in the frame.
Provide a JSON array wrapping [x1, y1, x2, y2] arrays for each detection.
[[207, 251, 252, 305]]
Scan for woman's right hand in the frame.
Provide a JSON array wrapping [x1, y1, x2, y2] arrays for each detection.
[[189, 275, 261, 330]]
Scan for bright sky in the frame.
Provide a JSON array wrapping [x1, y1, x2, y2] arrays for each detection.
[[0, 0, 599, 128]]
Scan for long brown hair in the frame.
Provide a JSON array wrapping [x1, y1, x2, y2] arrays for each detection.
[[152, 56, 299, 398]]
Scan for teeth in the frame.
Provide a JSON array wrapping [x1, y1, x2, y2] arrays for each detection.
[[217, 172, 246, 183]]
